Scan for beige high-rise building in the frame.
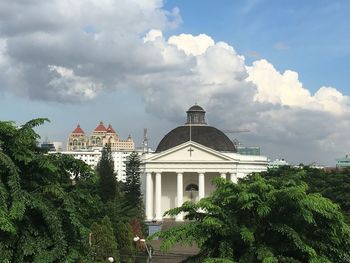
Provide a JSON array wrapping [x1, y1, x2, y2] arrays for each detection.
[[67, 122, 134, 151]]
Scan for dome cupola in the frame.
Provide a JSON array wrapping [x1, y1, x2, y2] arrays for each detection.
[[156, 105, 236, 153], [186, 104, 207, 126]]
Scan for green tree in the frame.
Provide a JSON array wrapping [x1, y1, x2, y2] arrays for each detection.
[[124, 151, 142, 207], [0, 119, 97, 262], [96, 144, 117, 202], [263, 166, 350, 223], [102, 199, 137, 262], [90, 216, 119, 262], [114, 221, 135, 262], [157, 175, 350, 262]]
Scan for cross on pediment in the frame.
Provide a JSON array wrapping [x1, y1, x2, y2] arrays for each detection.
[[188, 147, 194, 157]]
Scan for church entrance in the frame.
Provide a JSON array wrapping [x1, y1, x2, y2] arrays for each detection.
[[185, 183, 199, 202]]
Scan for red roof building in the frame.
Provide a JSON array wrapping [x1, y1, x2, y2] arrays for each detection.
[[107, 124, 116, 133], [94, 121, 107, 132], [67, 121, 134, 151], [72, 124, 85, 134]]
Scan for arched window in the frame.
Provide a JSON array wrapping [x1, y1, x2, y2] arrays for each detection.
[[185, 184, 198, 192], [185, 183, 198, 201], [73, 139, 78, 145]]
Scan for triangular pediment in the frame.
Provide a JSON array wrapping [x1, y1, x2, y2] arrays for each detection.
[[145, 141, 236, 163]]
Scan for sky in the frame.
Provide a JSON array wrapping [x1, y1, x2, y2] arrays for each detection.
[[0, 0, 350, 165]]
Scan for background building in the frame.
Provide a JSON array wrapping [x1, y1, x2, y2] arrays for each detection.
[[67, 122, 134, 151], [336, 155, 350, 168], [267, 158, 289, 169], [40, 141, 63, 152], [58, 149, 133, 181], [60, 121, 137, 181], [237, 146, 261, 156]]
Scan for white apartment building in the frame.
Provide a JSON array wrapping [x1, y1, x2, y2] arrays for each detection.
[[57, 149, 134, 181]]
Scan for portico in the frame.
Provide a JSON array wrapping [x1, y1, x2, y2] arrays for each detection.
[[144, 170, 238, 221], [141, 141, 267, 221]]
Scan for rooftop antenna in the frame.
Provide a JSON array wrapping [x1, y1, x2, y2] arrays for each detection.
[[143, 128, 149, 153], [188, 118, 194, 157], [188, 104, 194, 157], [189, 117, 192, 141]]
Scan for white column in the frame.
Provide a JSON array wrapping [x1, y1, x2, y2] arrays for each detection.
[[145, 172, 153, 220], [155, 172, 162, 220], [230, 173, 237, 184], [146, 173, 153, 221], [176, 173, 184, 221], [220, 173, 226, 180], [198, 173, 205, 200]]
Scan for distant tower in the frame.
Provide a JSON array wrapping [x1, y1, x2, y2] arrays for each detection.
[[143, 128, 149, 153]]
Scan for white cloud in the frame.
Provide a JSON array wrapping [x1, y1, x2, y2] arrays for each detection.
[[314, 87, 349, 115], [168, 33, 214, 56], [248, 59, 350, 116], [0, 38, 7, 66], [0, 0, 349, 165], [0, 0, 175, 100], [143, 29, 163, 42], [48, 65, 100, 100], [248, 59, 313, 107], [133, 30, 350, 164]]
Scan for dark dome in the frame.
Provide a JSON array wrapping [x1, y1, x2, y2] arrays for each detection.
[[156, 126, 237, 153], [187, 105, 205, 112]]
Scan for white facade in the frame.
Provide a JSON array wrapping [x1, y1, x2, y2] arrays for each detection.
[[56, 150, 133, 181], [141, 141, 267, 222]]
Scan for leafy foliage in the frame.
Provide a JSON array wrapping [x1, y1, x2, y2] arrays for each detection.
[[156, 174, 350, 262], [263, 166, 350, 223], [0, 119, 145, 262], [0, 119, 96, 262]]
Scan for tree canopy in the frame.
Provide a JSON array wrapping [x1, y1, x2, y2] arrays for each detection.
[[96, 144, 117, 202], [157, 174, 350, 262], [0, 119, 96, 261], [263, 166, 350, 223], [90, 216, 119, 262], [124, 151, 142, 208], [0, 119, 145, 262]]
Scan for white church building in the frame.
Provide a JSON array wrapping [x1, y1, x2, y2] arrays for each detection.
[[141, 105, 267, 221]]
